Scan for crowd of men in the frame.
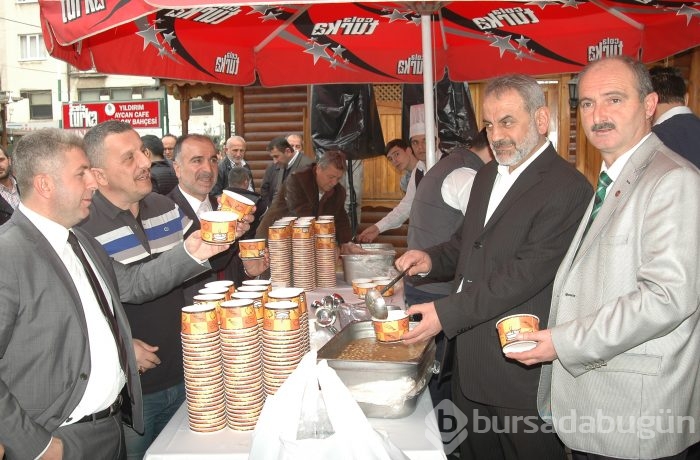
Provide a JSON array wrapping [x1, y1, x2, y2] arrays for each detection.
[[0, 56, 698, 460]]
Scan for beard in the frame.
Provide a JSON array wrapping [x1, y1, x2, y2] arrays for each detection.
[[492, 123, 541, 168], [0, 168, 10, 181]]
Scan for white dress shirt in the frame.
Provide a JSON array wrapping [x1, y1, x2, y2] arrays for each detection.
[[375, 161, 426, 233], [484, 141, 550, 226]]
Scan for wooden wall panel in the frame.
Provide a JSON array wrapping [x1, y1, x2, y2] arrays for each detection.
[[362, 98, 405, 205], [233, 85, 309, 186]]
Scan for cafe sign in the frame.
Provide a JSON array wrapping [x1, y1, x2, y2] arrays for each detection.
[[62, 100, 161, 129]]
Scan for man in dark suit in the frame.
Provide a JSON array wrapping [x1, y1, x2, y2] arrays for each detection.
[[0, 128, 233, 459], [167, 134, 268, 298], [649, 65, 700, 169], [259, 136, 313, 210], [397, 74, 592, 460], [0, 145, 19, 225], [210, 135, 254, 197]]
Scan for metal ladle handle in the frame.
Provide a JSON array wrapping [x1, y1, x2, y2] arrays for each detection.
[[380, 266, 411, 295]]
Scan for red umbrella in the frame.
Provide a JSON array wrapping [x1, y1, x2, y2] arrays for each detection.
[[40, 1, 700, 86], [39, 0, 700, 166]]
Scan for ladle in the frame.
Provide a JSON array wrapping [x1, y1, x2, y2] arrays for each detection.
[[365, 266, 411, 319], [315, 307, 338, 334]]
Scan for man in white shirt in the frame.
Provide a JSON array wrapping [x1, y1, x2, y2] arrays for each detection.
[[355, 123, 439, 243], [0, 128, 237, 459]]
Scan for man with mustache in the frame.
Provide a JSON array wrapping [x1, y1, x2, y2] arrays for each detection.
[[0, 128, 234, 459], [513, 56, 700, 460], [167, 134, 268, 299], [78, 121, 202, 459], [396, 74, 592, 459], [0, 145, 19, 225]]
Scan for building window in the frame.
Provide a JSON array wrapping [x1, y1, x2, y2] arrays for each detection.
[[110, 88, 133, 100], [19, 34, 46, 60], [190, 98, 213, 116], [78, 89, 103, 101], [21, 91, 53, 119]]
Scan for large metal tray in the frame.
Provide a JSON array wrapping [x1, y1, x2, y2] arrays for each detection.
[[317, 321, 437, 418]]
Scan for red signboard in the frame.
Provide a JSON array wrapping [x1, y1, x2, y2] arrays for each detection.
[[62, 100, 161, 129]]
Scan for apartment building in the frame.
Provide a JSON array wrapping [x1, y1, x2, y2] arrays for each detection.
[[0, 0, 228, 151]]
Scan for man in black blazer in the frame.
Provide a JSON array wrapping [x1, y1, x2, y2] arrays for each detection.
[[397, 74, 592, 460], [0, 129, 234, 459], [259, 136, 314, 210], [168, 135, 267, 299], [210, 135, 254, 197], [650, 66, 700, 169]]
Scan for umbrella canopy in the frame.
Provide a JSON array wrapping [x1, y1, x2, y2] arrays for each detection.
[[40, 0, 700, 86]]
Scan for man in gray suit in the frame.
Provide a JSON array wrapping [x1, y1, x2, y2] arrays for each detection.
[[0, 129, 245, 459], [512, 56, 700, 459]]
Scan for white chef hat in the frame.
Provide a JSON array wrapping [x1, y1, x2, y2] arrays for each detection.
[[408, 103, 436, 140]]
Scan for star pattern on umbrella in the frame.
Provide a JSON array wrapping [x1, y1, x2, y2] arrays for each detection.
[[331, 44, 346, 59], [383, 9, 409, 23], [136, 24, 165, 51], [262, 10, 282, 22], [560, 0, 584, 9], [515, 36, 531, 49], [489, 35, 517, 57], [163, 31, 176, 46], [526, 0, 557, 9], [675, 4, 700, 25], [304, 41, 331, 64], [135, 18, 178, 63], [248, 5, 274, 15]]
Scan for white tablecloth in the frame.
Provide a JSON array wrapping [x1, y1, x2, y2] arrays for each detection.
[[144, 390, 446, 460], [144, 277, 441, 460]]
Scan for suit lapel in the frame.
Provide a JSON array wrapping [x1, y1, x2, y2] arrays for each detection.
[[572, 135, 659, 264], [482, 146, 553, 235], [15, 212, 90, 336]]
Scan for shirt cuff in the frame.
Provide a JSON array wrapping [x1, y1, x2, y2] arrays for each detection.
[[183, 242, 207, 265]]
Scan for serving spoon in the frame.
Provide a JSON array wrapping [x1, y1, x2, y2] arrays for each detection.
[[364, 266, 411, 319]]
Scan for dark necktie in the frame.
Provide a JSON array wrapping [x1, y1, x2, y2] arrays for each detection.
[[574, 170, 613, 257], [584, 170, 612, 234], [414, 168, 424, 188], [67, 231, 126, 371]]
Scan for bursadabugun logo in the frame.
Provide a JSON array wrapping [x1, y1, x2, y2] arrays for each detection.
[[426, 399, 469, 454]]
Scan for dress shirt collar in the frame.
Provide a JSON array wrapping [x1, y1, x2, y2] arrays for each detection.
[[229, 157, 247, 168], [601, 133, 651, 182], [18, 203, 70, 256], [496, 140, 550, 179], [0, 176, 18, 193], [178, 186, 211, 214], [654, 106, 693, 126], [286, 151, 300, 169]]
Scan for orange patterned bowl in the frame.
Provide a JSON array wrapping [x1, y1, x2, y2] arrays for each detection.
[[372, 310, 409, 342], [495, 314, 540, 353]]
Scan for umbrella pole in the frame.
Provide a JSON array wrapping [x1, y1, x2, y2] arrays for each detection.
[[347, 158, 358, 237], [421, 12, 437, 170]]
